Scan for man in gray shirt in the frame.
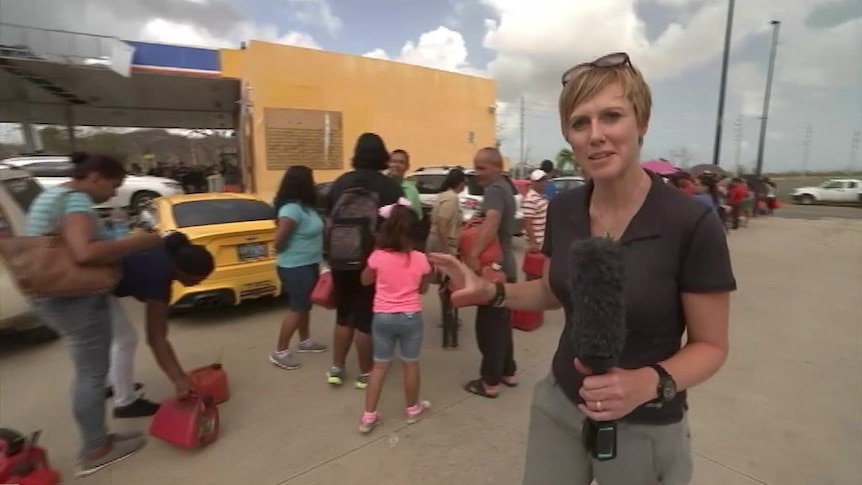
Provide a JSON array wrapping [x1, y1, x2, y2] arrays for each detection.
[[463, 147, 518, 399]]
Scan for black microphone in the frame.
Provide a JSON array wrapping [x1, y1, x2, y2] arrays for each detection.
[[568, 236, 627, 461]]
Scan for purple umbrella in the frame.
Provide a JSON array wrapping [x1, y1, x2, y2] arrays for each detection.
[[641, 158, 680, 176]]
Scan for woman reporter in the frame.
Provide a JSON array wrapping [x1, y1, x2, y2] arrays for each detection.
[[429, 52, 736, 484]]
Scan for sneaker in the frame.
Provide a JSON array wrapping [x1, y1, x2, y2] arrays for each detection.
[[354, 373, 370, 390], [297, 340, 328, 353], [76, 432, 146, 477], [104, 382, 144, 400], [113, 397, 161, 419], [269, 350, 302, 370], [406, 400, 432, 425], [358, 413, 381, 434], [326, 367, 344, 386]]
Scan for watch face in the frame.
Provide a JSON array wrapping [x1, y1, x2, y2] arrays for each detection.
[[662, 382, 676, 401]]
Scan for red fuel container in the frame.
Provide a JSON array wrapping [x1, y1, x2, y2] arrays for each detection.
[[0, 429, 60, 485], [188, 363, 230, 404], [149, 395, 220, 449], [522, 251, 545, 278], [512, 310, 543, 332]]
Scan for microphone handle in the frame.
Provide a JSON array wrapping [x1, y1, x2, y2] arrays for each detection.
[[584, 366, 618, 461]]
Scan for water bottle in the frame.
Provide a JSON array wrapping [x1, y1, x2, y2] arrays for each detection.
[[109, 207, 130, 239]]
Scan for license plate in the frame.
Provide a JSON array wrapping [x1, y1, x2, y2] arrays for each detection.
[[236, 242, 267, 261]]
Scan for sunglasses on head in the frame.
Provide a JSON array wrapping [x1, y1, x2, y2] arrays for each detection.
[[561, 52, 632, 86]]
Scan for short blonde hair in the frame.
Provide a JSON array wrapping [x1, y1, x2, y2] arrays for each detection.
[[558, 64, 652, 135]]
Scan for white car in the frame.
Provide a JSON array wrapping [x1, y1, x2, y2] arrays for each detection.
[[405, 166, 524, 223], [0, 167, 58, 342], [791, 179, 862, 205], [551, 175, 587, 192], [0, 156, 185, 213]]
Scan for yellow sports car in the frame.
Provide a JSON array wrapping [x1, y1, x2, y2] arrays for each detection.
[[139, 192, 280, 309]]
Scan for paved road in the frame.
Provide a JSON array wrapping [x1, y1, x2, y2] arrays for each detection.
[[773, 203, 861, 220], [1, 219, 861, 485]]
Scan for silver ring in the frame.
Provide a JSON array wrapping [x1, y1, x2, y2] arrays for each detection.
[[596, 400, 603, 411]]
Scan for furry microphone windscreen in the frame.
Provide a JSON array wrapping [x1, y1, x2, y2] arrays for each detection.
[[568, 237, 627, 374]]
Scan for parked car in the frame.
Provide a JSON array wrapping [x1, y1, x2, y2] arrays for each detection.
[[0, 167, 58, 342], [405, 166, 525, 224], [1, 155, 185, 213], [551, 175, 586, 192], [138, 192, 280, 310], [791, 179, 862, 205]]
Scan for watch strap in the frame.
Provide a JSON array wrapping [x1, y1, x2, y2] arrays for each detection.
[[489, 281, 506, 307], [649, 364, 674, 402]]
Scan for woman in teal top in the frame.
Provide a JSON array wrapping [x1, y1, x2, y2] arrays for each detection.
[[269, 165, 328, 370], [25, 152, 162, 477]]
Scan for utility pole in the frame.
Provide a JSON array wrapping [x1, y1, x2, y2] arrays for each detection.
[[519, 95, 526, 165], [733, 116, 742, 169], [801, 125, 812, 174], [755, 20, 781, 177], [712, 0, 736, 167], [850, 129, 861, 172]]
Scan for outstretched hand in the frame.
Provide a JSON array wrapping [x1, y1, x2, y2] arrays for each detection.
[[427, 253, 495, 307]]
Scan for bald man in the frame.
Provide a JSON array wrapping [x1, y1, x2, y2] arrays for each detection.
[[463, 147, 518, 398]]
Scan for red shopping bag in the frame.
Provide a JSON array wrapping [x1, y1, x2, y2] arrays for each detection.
[[459, 219, 502, 266], [311, 270, 336, 309], [522, 250, 545, 277]]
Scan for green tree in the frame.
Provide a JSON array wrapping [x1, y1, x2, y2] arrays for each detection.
[[555, 148, 575, 172]]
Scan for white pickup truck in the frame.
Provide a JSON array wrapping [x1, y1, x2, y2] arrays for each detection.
[[791, 179, 862, 205], [0, 155, 184, 213]]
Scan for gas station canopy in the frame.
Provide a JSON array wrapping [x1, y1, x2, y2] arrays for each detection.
[[0, 24, 240, 129]]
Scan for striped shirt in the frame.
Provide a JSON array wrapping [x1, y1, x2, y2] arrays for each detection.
[[521, 188, 549, 247], [26, 186, 113, 240]]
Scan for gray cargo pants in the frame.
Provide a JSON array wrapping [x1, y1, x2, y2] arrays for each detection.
[[522, 374, 693, 485]]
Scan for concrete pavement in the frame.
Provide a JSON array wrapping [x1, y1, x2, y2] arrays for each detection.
[[0, 216, 860, 485]]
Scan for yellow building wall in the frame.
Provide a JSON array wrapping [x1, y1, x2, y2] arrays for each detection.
[[220, 41, 497, 201]]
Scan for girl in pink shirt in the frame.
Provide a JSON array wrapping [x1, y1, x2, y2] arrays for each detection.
[[358, 200, 433, 434]]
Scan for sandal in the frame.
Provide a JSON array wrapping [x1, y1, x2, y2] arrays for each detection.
[[464, 379, 499, 399], [501, 377, 519, 388]]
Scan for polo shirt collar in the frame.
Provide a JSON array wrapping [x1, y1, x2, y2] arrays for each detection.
[[572, 169, 665, 244]]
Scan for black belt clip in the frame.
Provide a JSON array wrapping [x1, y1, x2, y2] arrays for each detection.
[[581, 418, 618, 461]]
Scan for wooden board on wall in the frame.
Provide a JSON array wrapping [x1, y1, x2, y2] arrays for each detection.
[[263, 108, 344, 171]]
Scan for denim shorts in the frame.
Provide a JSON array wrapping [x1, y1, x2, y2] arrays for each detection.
[[372, 312, 424, 363], [278, 263, 320, 312]]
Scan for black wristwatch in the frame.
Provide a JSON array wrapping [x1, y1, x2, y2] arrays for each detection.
[[489, 281, 506, 307], [649, 364, 677, 404]]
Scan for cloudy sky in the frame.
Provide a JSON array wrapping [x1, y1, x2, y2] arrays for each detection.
[[1, 0, 861, 172]]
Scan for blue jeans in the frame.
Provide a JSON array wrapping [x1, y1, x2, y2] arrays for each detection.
[[31, 293, 112, 453], [372, 312, 424, 362]]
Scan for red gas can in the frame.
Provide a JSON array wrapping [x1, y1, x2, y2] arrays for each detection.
[[0, 429, 61, 485], [522, 251, 545, 278], [189, 363, 230, 404], [149, 395, 220, 449], [512, 310, 543, 332]]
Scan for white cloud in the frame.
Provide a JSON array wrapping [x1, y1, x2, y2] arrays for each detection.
[[286, 0, 342, 36], [139, 18, 321, 50], [361, 26, 481, 75]]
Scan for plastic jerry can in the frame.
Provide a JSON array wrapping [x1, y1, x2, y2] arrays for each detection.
[[511, 309, 543, 332], [522, 251, 545, 278], [188, 363, 230, 404], [149, 395, 220, 449], [0, 429, 61, 485]]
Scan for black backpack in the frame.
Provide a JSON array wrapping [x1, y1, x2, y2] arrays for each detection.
[[326, 186, 380, 271]]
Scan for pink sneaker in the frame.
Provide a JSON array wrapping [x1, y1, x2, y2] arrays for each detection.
[[405, 400, 431, 425], [358, 413, 381, 434]]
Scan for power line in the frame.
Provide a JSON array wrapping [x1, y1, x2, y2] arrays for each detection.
[[519, 95, 526, 165], [801, 125, 812, 174], [733, 115, 742, 169]]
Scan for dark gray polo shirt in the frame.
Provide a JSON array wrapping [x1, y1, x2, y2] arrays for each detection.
[[542, 170, 737, 424]]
